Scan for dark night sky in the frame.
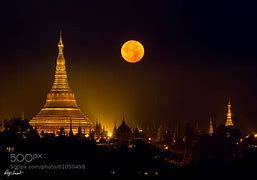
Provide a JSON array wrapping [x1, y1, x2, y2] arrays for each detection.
[[0, 0, 257, 133]]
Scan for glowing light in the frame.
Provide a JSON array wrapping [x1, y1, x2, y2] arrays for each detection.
[[225, 100, 234, 127], [108, 133, 112, 137], [30, 34, 92, 135], [254, 134, 257, 138], [139, 129, 143, 133], [110, 170, 115, 175], [148, 138, 152, 141], [163, 144, 169, 150], [121, 40, 144, 63]]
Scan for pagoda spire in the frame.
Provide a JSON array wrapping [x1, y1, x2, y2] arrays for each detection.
[[209, 117, 213, 136], [69, 118, 73, 137], [50, 32, 71, 94], [122, 115, 126, 125], [113, 120, 117, 129], [56, 31, 66, 69], [225, 100, 234, 126], [58, 31, 64, 54]]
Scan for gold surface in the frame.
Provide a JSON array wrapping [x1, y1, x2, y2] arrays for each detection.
[[30, 33, 92, 134], [225, 100, 234, 127]]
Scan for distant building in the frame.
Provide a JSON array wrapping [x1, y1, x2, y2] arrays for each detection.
[[117, 117, 132, 144], [225, 100, 234, 127]]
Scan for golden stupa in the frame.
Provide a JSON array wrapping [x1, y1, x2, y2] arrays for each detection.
[[225, 100, 234, 127], [30, 33, 92, 134]]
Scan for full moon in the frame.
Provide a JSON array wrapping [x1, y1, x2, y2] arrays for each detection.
[[121, 40, 144, 63]]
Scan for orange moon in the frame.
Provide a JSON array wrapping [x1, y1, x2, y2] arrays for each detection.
[[121, 40, 144, 63]]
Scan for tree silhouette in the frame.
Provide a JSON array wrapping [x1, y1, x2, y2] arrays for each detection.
[[2, 117, 39, 139]]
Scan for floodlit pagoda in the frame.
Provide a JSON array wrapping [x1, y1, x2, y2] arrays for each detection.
[[30, 33, 92, 134], [209, 117, 213, 136], [225, 100, 234, 127]]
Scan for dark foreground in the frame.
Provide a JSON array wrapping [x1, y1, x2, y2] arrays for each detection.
[[0, 138, 256, 180]]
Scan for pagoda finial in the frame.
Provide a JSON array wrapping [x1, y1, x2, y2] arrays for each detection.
[[58, 31, 64, 54], [122, 115, 125, 124]]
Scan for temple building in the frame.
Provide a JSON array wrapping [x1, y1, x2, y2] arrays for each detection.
[[30, 33, 92, 135], [117, 117, 132, 144], [225, 100, 234, 127]]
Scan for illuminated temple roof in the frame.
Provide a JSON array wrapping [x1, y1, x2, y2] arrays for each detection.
[[30, 33, 92, 134]]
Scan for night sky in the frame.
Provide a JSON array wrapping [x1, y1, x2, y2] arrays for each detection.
[[0, 0, 257, 133]]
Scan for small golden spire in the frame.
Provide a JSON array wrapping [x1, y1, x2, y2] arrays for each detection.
[[58, 31, 64, 54], [225, 99, 234, 126]]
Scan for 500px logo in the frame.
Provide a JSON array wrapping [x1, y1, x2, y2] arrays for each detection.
[[10, 153, 43, 163]]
